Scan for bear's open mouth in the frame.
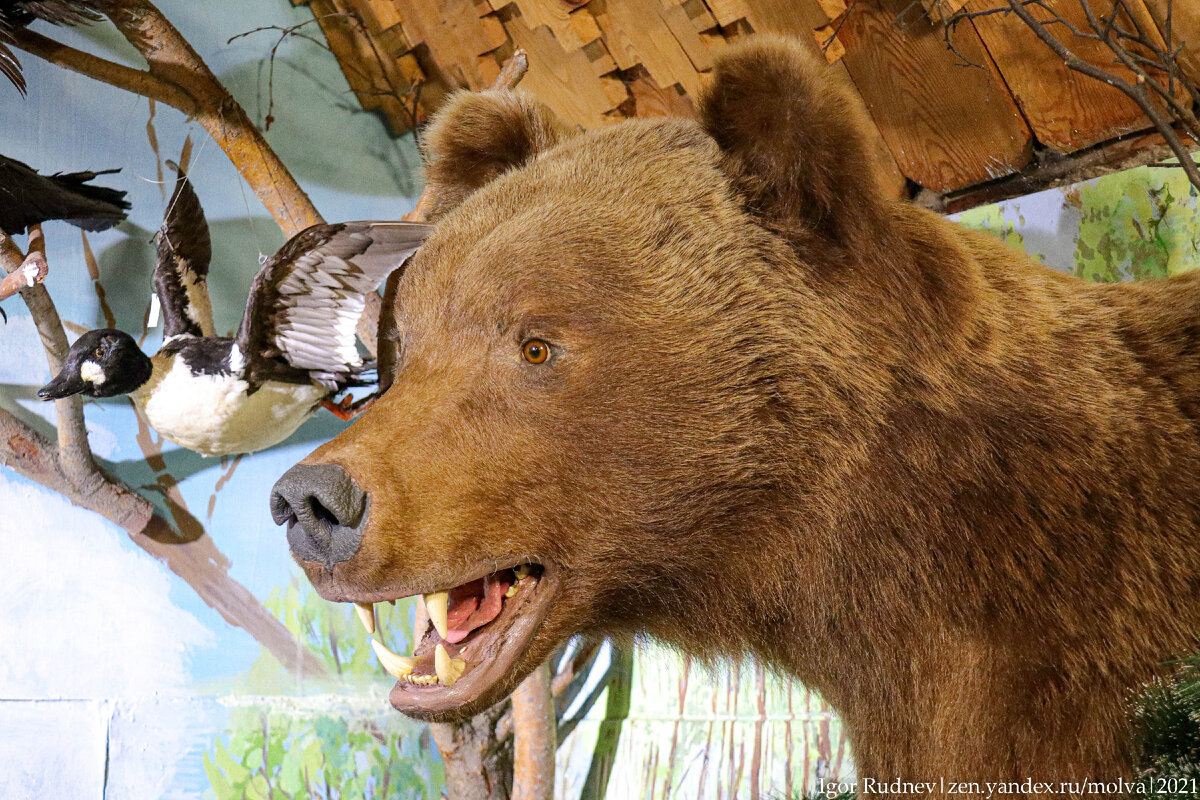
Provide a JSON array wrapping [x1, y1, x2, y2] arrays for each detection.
[[348, 562, 557, 717]]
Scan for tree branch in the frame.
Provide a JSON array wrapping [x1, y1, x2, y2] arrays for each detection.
[[12, 1, 321, 238], [10, 27, 195, 110], [999, 0, 1200, 192], [0, 227, 328, 679], [511, 662, 556, 800], [1, 227, 95, 485]]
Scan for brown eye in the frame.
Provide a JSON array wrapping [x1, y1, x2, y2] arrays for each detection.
[[522, 339, 549, 364], [93, 346, 104, 359]]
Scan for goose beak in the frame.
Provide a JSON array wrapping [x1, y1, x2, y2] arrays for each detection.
[[38, 370, 86, 400]]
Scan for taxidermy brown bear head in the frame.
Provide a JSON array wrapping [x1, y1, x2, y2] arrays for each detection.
[[271, 34, 1200, 788]]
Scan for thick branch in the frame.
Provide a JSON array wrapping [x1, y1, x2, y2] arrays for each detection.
[[11, 27, 195, 110], [12, 0, 321, 237], [0, 405, 328, 678], [511, 662, 556, 800]]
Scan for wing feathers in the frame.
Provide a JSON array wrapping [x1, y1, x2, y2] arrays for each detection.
[[238, 221, 433, 387], [154, 163, 214, 338]]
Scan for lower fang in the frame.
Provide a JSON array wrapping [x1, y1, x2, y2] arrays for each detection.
[[355, 602, 376, 634], [371, 639, 415, 679], [434, 643, 466, 686], [504, 584, 518, 598]]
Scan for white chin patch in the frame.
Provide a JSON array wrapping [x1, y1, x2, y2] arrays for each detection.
[[80, 360, 106, 387]]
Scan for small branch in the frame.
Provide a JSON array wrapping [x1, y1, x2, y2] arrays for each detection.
[[999, 0, 1200, 191], [13, 0, 321, 237], [950, 0, 1200, 193], [0, 227, 95, 484], [0, 228, 328, 680], [0, 250, 47, 302]]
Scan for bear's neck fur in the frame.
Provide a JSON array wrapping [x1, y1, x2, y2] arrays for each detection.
[[624, 200, 1200, 785]]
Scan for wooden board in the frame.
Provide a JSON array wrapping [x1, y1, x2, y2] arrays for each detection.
[[966, 0, 1151, 152], [835, 0, 1033, 192], [293, 0, 1199, 203]]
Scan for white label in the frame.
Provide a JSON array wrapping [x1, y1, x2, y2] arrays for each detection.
[[148, 293, 161, 329]]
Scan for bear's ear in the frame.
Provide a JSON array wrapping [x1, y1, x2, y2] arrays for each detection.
[[421, 90, 574, 219], [698, 35, 888, 249]]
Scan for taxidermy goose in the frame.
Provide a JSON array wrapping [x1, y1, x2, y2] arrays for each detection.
[[0, 153, 130, 234], [38, 165, 433, 456], [1, 0, 108, 94]]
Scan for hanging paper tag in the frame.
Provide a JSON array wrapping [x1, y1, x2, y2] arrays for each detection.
[[148, 292, 161, 328]]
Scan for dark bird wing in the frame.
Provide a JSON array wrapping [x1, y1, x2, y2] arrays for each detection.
[[0, 154, 129, 234], [154, 162, 213, 338], [0, 1, 107, 94], [237, 221, 434, 389], [0, 17, 24, 95]]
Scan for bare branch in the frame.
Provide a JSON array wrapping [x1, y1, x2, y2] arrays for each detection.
[[946, 0, 1200, 194]]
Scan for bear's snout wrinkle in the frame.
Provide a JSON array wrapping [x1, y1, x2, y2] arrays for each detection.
[[271, 462, 369, 570]]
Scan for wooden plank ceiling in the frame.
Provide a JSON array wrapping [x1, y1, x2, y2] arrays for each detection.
[[295, 0, 1190, 203]]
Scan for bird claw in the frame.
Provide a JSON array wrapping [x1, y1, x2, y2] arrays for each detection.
[[321, 393, 377, 421]]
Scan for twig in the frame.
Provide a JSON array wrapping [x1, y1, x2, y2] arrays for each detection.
[[945, 0, 1200, 193], [580, 645, 634, 800], [1003, 0, 1200, 191], [1, 226, 94, 485], [377, 49, 531, 379]]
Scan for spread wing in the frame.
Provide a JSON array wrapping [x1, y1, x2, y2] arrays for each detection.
[[237, 221, 434, 388], [154, 162, 213, 339]]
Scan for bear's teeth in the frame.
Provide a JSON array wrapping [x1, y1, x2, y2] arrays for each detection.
[[354, 602, 375, 634], [434, 643, 466, 687], [371, 639, 415, 679], [513, 564, 532, 580], [425, 591, 449, 639]]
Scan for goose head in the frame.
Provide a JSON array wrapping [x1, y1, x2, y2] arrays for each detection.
[[39, 328, 152, 399]]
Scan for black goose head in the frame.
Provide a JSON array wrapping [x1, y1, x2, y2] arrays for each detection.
[[39, 329, 153, 399]]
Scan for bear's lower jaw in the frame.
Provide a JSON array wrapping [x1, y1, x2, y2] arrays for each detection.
[[340, 561, 561, 719]]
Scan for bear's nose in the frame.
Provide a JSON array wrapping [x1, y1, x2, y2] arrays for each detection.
[[271, 463, 368, 570]]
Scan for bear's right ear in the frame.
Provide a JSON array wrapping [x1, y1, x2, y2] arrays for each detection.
[[421, 90, 574, 219]]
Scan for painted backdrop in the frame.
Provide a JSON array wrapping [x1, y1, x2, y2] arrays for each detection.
[[1, 3, 1199, 798]]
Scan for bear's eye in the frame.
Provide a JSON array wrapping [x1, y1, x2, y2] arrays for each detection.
[[93, 346, 104, 359], [522, 339, 550, 364]]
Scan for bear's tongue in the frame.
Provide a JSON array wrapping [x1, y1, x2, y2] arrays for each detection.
[[445, 574, 510, 644]]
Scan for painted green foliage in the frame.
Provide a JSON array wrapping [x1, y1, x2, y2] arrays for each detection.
[[204, 579, 442, 799], [203, 707, 442, 800], [1074, 166, 1200, 282]]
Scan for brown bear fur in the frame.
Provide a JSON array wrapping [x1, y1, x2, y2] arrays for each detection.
[[293, 35, 1200, 796]]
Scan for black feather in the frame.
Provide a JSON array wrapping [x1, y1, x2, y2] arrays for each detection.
[[154, 162, 212, 338], [0, 154, 129, 234]]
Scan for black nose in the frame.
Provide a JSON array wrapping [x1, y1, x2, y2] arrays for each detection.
[[271, 463, 368, 569]]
